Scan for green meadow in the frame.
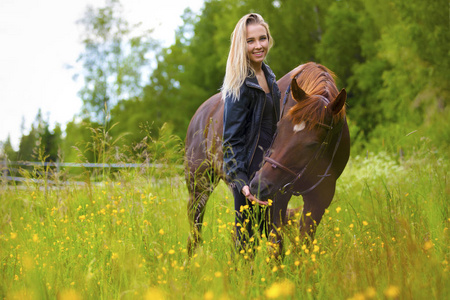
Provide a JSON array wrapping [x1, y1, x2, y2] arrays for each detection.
[[0, 147, 448, 300]]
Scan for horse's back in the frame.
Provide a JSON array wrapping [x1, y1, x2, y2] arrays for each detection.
[[185, 92, 224, 174]]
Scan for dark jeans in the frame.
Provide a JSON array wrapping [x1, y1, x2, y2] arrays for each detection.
[[231, 151, 269, 249]]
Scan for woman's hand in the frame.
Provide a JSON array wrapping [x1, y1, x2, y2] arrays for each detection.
[[241, 185, 252, 197], [241, 185, 268, 206]]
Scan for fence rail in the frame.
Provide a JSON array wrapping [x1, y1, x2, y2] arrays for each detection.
[[1, 159, 184, 186], [3, 176, 91, 186], [3, 161, 183, 169]]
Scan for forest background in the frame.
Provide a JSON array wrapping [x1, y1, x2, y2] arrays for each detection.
[[1, 0, 448, 165]]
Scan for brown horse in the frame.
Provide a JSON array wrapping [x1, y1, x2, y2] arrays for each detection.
[[185, 62, 349, 257]]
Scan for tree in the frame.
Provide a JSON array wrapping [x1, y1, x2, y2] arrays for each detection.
[[68, 0, 449, 156], [1, 135, 18, 161], [135, 7, 218, 140], [40, 123, 62, 162], [15, 110, 61, 162], [75, 0, 158, 121]]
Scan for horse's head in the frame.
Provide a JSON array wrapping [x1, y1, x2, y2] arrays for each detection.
[[249, 76, 347, 200]]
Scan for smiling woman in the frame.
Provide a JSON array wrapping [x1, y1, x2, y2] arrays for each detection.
[[184, 13, 282, 255], [246, 24, 269, 69], [246, 23, 271, 93], [220, 13, 281, 250]]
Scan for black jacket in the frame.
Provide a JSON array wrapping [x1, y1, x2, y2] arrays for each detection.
[[223, 63, 281, 192]]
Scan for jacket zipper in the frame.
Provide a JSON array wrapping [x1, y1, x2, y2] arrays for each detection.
[[247, 87, 266, 174], [272, 81, 280, 122]]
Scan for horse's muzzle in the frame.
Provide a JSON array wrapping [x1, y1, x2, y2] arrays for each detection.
[[249, 175, 273, 201]]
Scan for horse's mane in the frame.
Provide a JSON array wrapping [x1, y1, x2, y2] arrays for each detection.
[[287, 62, 346, 130]]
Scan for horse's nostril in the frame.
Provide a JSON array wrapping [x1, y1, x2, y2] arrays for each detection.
[[250, 178, 272, 198]]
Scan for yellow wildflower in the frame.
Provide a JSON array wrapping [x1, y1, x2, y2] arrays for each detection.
[[365, 287, 377, 298], [384, 286, 400, 298], [265, 280, 295, 299], [32, 234, 39, 242], [350, 293, 365, 300], [423, 241, 433, 251], [204, 291, 214, 300], [58, 289, 82, 300], [144, 287, 165, 300]]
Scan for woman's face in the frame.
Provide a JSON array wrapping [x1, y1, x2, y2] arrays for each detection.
[[246, 24, 269, 69]]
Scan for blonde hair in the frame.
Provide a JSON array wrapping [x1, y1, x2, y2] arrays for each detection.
[[221, 13, 273, 101]]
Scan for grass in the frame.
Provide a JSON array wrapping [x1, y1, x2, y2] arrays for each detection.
[[0, 150, 448, 299]]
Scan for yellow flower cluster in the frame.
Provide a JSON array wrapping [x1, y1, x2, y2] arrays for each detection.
[[265, 279, 295, 299]]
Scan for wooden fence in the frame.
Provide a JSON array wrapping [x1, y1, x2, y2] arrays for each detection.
[[1, 158, 183, 186]]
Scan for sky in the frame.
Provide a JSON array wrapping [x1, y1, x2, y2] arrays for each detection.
[[0, 0, 204, 150]]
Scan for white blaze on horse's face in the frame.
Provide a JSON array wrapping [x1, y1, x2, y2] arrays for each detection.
[[293, 121, 306, 133]]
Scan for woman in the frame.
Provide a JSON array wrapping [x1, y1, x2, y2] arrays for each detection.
[[222, 13, 281, 246]]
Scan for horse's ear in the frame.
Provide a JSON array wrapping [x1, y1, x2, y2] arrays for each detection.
[[329, 88, 347, 114], [291, 78, 307, 102]]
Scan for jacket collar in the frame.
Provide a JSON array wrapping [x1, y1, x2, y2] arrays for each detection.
[[245, 62, 276, 91]]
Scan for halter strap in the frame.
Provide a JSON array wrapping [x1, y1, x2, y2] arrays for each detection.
[[264, 157, 298, 177], [264, 76, 345, 196], [293, 123, 343, 195], [280, 83, 290, 120]]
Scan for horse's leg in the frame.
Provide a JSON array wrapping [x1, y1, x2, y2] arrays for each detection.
[[299, 182, 336, 243], [186, 165, 217, 257], [266, 192, 291, 259]]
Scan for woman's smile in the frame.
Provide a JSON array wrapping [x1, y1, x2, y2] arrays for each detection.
[[246, 24, 269, 68]]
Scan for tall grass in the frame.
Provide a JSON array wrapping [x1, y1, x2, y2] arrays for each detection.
[[0, 146, 448, 299]]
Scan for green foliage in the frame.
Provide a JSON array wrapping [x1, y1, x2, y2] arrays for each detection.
[[136, 5, 229, 139], [8, 110, 63, 163], [133, 123, 183, 164], [0, 136, 17, 161], [75, 0, 158, 121], [316, 1, 364, 88], [62, 117, 101, 163], [139, 0, 449, 154], [16, 128, 37, 161], [3, 0, 449, 163]]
